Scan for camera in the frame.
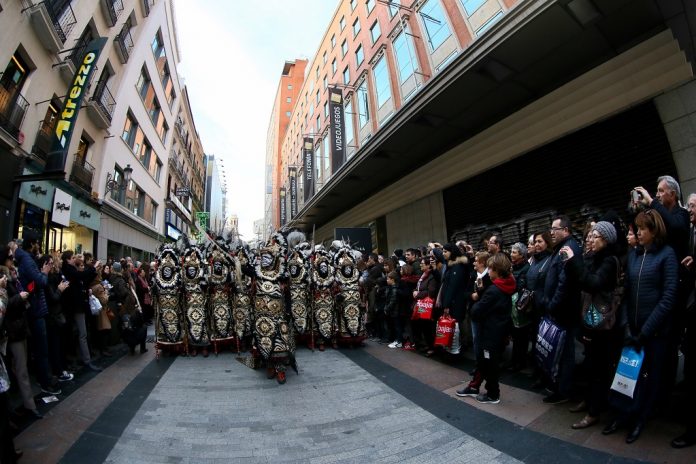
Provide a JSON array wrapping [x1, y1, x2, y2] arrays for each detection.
[[631, 190, 642, 203]]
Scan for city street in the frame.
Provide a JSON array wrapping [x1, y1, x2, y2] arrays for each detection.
[[12, 336, 695, 464]]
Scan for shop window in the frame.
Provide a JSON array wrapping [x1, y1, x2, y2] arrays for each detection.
[[419, 0, 452, 51]]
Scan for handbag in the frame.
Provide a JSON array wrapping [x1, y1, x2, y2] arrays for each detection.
[[533, 317, 566, 381], [434, 315, 456, 348], [581, 256, 622, 330], [516, 256, 550, 314], [610, 346, 644, 399], [412, 297, 433, 320], [88, 294, 102, 316]]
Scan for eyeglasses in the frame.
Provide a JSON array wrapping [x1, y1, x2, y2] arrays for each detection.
[[550, 227, 565, 232]]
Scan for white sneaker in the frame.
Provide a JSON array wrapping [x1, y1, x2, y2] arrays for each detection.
[[388, 341, 402, 349]]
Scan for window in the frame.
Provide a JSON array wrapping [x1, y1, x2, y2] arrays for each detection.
[[315, 142, 322, 181], [393, 27, 419, 84], [286, 97, 292, 103], [355, 44, 364, 66], [322, 51, 327, 65], [323, 75, 328, 89], [324, 101, 329, 118], [340, 16, 346, 30], [316, 67, 320, 79], [389, 0, 400, 17], [288, 84, 293, 90], [350, 0, 356, 10], [110, 166, 125, 203], [331, 34, 336, 48], [419, 0, 452, 51], [475, 11, 503, 36], [370, 20, 381, 44], [161, 62, 174, 106], [138, 138, 153, 166], [343, 67, 350, 85], [136, 67, 151, 101], [316, 90, 320, 106], [461, 0, 485, 15], [357, 80, 370, 128], [373, 54, 392, 108], [316, 115, 320, 133], [309, 102, 314, 118], [341, 39, 348, 57], [323, 136, 330, 175], [122, 113, 138, 148], [285, 111, 291, 117], [332, 58, 337, 75], [366, 0, 375, 14], [155, 160, 162, 182], [353, 18, 361, 37], [345, 100, 355, 147]]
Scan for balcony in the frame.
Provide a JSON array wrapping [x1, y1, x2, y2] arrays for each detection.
[[31, 120, 54, 161], [142, 0, 155, 17], [70, 156, 95, 192], [114, 28, 134, 64], [100, 0, 123, 27], [0, 83, 29, 141], [55, 37, 89, 85], [86, 78, 115, 128], [22, 0, 77, 53], [168, 151, 186, 180]]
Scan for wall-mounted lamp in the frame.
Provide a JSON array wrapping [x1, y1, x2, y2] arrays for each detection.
[[79, 210, 91, 218], [30, 184, 48, 196], [105, 164, 133, 193], [55, 202, 70, 212]]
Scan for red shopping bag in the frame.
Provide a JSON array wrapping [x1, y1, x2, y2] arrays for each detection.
[[412, 297, 433, 320], [434, 315, 456, 348]]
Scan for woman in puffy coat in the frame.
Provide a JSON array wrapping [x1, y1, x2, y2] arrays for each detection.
[[602, 209, 678, 444], [525, 231, 553, 389], [508, 243, 531, 372], [560, 221, 623, 430], [412, 259, 439, 354]]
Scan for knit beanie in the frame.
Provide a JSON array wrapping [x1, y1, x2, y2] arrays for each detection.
[[112, 262, 122, 272], [593, 221, 617, 244]]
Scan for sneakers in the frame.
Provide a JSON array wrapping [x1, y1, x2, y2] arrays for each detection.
[[456, 386, 479, 397], [475, 393, 500, 404], [57, 371, 74, 382], [387, 341, 402, 348], [543, 393, 569, 404], [40, 385, 62, 395], [402, 342, 416, 351]]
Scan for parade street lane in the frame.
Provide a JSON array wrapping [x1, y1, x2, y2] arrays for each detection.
[[102, 349, 521, 464]]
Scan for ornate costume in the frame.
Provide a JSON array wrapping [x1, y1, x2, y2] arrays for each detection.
[[334, 246, 366, 346], [207, 241, 235, 354], [233, 247, 254, 350], [253, 237, 295, 384], [311, 248, 336, 350], [286, 233, 312, 338], [154, 244, 185, 357], [181, 244, 210, 356]]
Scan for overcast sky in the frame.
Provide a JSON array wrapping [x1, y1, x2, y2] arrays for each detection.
[[174, 0, 338, 240]]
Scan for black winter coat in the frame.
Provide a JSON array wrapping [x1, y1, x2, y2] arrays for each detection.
[[439, 257, 471, 321], [470, 275, 516, 353], [61, 263, 96, 314], [1, 268, 29, 342], [542, 236, 582, 328]]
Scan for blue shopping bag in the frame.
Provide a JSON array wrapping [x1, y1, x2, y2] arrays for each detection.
[[533, 317, 566, 381], [610, 346, 644, 399]]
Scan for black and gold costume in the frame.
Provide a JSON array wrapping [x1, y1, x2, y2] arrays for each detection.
[[311, 248, 336, 349], [207, 242, 235, 353], [181, 245, 210, 356], [334, 246, 366, 347], [233, 247, 254, 350], [154, 244, 184, 356]]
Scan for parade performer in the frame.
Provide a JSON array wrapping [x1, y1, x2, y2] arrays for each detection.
[[154, 244, 184, 357], [286, 232, 312, 342], [232, 246, 255, 351], [181, 244, 210, 357], [334, 245, 366, 347], [207, 238, 235, 354], [311, 247, 336, 351], [253, 235, 296, 384]]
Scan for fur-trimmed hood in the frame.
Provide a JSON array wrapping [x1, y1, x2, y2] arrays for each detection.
[[447, 256, 469, 267]]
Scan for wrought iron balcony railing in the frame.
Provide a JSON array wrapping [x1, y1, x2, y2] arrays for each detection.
[[91, 78, 115, 121], [142, 0, 155, 16], [103, 0, 123, 27], [114, 28, 134, 63], [22, 0, 77, 45], [70, 156, 95, 192], [31, 119, 55, 160], [0, 83, 29, 140]]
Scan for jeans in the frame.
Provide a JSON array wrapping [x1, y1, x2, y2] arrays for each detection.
[[9, 340, 36, 411], [74, 312, 91, 364], [29, 316, 51, 388]]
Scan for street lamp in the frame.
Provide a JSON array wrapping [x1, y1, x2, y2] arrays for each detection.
[[105, 164, 133, 193]]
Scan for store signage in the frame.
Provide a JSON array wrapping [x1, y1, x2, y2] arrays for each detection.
[[279, 187, 287, 225], [288, 167, 297, 219], [303, 138, 314, 202], [175, 187, 190, 197], [329, 87, 346, 173], [52, 188, 73, 226], [45, 37, 108, 173], [196, 211, 210, 229]]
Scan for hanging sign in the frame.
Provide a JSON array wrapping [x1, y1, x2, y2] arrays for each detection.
[[329, 87, 346, 173], [303, 137, 314, 202], [289, 167, 297, 219]]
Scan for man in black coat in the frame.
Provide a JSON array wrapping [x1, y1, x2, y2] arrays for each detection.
[[540, 215, 581, 404]]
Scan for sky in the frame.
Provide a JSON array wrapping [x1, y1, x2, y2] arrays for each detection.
[[173, 0, 339, 241]]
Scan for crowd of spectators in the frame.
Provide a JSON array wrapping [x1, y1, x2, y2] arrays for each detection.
[[0, 238, 154, 463], [357, 175, 695, 450]]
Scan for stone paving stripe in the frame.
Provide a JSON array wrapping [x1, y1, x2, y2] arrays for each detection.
[[58, 356, 175, 464], [341, 348, 644, 464]]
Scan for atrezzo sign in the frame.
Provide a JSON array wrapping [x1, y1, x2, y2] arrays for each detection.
[[45, 37, 107, 173]]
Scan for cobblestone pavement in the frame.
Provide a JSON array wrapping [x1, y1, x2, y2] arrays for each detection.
[[103, 349, 522, 464]]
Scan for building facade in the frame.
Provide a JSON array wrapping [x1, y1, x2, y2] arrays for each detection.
[[204, 153, 226, 235], [272, 0, 695, 253], [264, 58, 307, 239], [0, 0, 206, 260]]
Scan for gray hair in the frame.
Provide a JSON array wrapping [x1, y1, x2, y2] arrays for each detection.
[[657, 175, 682, 203], [511, 242, 528, 259]]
